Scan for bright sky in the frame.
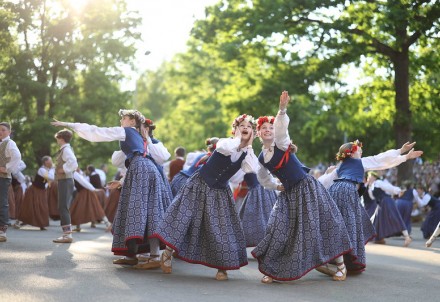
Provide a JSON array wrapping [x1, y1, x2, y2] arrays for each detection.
[[125, 0, 219, 86]]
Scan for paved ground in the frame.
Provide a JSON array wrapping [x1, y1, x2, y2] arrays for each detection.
[[1, 221, 439, 302]]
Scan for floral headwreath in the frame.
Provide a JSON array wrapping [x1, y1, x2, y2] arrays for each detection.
[[256, 116, 275, 130], [144, 118, 154, 127], [118, 109, 146, 124], [231, 114, 256, 134], [206, 137, 219, 150], [336, 139, 363, 160]]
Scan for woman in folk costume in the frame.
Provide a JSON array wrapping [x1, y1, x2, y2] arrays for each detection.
[[170, 137, 218, 197], [70, 169, 111, 232], [318, 141, 423, 274], [235, 116, 279, 248], [365, 171, 412, 245], [51, 110, 172, 266], [152, 114, 258, 281], [252, 91, 351, 284], [15, 156, 54, 230]]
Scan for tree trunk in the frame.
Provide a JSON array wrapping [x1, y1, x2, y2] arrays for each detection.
[[393, 50, 413, 184]]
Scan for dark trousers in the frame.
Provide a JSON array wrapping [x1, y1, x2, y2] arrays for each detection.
[[0, 178, 12, 228], [57, 178, 74, 226]]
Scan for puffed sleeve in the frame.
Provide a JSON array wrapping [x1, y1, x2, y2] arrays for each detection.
[[61, 147, 78, 174], [318, 169, 338, 190], [362, 149, 406, 171], [257, 163, 280, 190], [374, 179, 402, 195], [147, 137, 171, 165], [66, 122, 126, 142], [274, 111, 291, 151], [73, 172, 96, 191], [240, 147, 259, 174], [5, 140, 22, 174], [216, 137, 241, 156]]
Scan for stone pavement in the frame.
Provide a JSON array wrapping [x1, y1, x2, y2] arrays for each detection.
[[1, 220, 439, 302]]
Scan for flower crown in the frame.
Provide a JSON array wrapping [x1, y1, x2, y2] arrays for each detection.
[[336, 139, 363, 160], [231, 114, 256, 134], [144, 118, 154, 127], [256, 116, 275, 130], [118, 109, 146, 124]]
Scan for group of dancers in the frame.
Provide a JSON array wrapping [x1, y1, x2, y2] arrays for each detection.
[[0, 90, 433, 284]]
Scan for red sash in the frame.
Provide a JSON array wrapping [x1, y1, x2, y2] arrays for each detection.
[[272, 145, 291, 172]]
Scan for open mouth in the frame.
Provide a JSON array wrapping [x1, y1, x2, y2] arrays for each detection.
[[242, 131, 249, 135]]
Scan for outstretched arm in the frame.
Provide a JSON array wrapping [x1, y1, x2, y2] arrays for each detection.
[[51, 119, 125, 142]]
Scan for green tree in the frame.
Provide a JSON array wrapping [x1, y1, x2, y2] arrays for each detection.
[[0, 0, 141, 172]]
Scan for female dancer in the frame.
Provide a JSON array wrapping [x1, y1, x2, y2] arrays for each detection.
[[152, 114, 258, 281], [253, 91, 351, 284], [319, 139, 422, 273], [15, 156, 54, 230], [51, 110, 172, 265], [170, 137, 218, 197], [70, 170, 112, 232], [366, 171, 412, 246]]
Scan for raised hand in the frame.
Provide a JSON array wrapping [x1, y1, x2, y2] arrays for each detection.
[[51, 119, 68, 127], [279, 90, 290, 111], [405, 149, 423, 160], [400, 142, 416, 154]]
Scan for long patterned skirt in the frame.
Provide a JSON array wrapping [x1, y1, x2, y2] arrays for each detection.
[[112, 156, 172, 256], [252, 175, 352, 281], [239, 185, 277, 247], [152, 171, 248, 270], [329, 181, 376, 272]]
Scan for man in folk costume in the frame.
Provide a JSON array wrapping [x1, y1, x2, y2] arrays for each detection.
[[53, 129, 78, 243], [0, 122, 22, 242]]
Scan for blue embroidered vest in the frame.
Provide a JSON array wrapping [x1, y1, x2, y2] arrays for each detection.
[[336, 157, 364, 184], [258, 145, 310, 191], [199, 150, 247, 189], [119, 127, 144, 160]]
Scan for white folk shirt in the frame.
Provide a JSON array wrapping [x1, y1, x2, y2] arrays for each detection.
[[1, 136, 22, 174]]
